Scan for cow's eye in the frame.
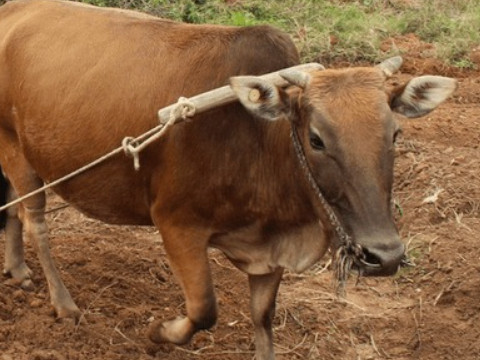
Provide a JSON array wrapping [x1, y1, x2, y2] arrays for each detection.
[[309, 132, 325, 151]]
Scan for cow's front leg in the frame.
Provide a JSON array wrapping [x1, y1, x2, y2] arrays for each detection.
[[249, 268, 284, 360], [148, 226, 217, 345]]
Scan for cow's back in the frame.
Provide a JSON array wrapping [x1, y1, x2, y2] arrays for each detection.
[[0, 0, 299, 224]]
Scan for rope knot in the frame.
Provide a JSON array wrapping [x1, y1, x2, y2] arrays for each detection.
[[121, 96, 196, 171], [169, 97, 196, 123], [122, 137, 141, 171]]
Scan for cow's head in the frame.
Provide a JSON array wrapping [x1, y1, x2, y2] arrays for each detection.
[[230, 57, 457, 276]]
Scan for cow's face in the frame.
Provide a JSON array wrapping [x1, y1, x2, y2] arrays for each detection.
[[231, 58, 457, 276]]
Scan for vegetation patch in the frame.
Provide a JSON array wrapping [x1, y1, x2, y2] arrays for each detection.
[[77, 0, 480, 68]]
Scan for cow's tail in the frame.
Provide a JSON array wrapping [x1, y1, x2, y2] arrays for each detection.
[[0, 166, 7, 230]]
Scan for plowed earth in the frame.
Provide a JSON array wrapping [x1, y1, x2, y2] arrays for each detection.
[[1, 51, 479, 359]]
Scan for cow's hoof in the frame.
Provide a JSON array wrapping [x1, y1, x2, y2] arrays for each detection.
[[53, 303, 82, 324], [148, 317, 195, 345], [20, 278, 35, 291], [4, 263, 34, 290]]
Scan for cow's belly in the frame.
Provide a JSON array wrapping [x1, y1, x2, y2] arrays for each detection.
[[21, 145, 154, 225], [50, 163, 153, 225], [210, 221, 330, 275]]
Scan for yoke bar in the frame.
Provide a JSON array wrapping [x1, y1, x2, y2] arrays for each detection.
[[157, 62, 324, 124]]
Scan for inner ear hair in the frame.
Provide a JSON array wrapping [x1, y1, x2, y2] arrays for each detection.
[[388, 83, 408, 108], [283, 87, 302, 122], [388, 75, 457, 118]]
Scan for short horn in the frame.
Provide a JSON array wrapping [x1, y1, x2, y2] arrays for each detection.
[[279, 68, 317, 89], [377, 56, 403, 77]]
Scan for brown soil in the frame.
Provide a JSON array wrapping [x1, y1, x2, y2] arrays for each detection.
[[1, 49, 479, 359]]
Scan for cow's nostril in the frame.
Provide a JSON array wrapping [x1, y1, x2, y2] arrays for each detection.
[[359, 248, 382, 268], [360, 242, 405, 276]]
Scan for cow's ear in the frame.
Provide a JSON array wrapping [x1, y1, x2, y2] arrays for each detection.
[[390, 76, 457, 118], [230, 76, 289, 121]]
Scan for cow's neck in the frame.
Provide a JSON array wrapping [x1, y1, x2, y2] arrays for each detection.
[[181, 109, 324, 228], [206, 115, 332, 273]]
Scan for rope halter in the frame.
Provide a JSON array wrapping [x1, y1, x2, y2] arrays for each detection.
[[290, 123, 370, 295]]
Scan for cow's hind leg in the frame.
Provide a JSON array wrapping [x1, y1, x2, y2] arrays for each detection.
[[2, 154, 80, 320], [249, 268, 284, 360], [24, 189, 81, 320], [2, 182, 34, 290], [148, 226, 217, 345]]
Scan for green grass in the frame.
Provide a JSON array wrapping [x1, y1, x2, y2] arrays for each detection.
[[78, 0, 480, 68]]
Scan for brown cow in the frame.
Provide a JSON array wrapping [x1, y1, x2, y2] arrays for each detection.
[[0, 1, 456, 359]]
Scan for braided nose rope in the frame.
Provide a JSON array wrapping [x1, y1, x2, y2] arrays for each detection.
[[290, 124, 367, 295]]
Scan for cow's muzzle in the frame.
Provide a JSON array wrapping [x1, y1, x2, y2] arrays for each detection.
[[357, 239, 405, 276]]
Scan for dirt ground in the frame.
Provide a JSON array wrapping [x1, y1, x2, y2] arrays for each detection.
[[1, 40, 479, 359]]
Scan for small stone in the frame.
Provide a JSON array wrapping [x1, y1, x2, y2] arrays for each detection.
[[29, 299, 43, 308], [12, 290, 26, 302]]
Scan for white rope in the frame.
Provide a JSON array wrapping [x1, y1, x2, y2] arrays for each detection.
[[122, 97, 195, 170], [0, 97, 196, 213]]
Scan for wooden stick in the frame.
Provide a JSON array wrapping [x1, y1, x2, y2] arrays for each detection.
[[157, 62, 324, 124]]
